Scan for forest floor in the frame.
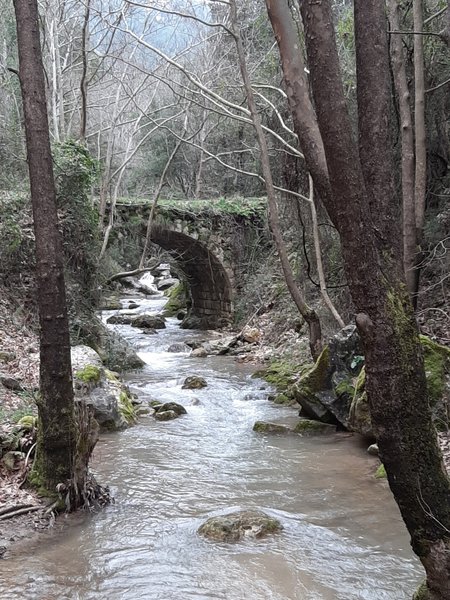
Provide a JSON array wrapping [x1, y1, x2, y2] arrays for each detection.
[[1, 284, 449, 558]]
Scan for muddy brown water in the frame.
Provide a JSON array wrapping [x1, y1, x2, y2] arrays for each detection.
[[0, 296, 423, 599]]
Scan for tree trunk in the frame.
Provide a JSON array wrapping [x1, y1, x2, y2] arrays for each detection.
[[296, 1, 450, 596], [230, 0, 323, 360], [386, 0, 419, 300], [13, 0, 77, 495], [79, 0, 91, 141], [413, 0, 427, 299]]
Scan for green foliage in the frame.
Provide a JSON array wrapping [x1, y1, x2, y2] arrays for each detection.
[[375, 463, 387, 479], [253, 360, 302, 391], [75, 365, 101, 384]]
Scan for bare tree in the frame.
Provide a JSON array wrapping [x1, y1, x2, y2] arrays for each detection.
[[271, 1, 450, 596]]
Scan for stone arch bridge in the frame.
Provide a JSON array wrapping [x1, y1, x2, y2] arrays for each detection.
[[114, 199, 268, 329]]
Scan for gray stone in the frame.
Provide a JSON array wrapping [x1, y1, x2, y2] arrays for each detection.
[[84, 387, 128, 431], [367, 443, 379, 456], [198, 510, 282, 542], [191, 347, 208, 358], [0, 351, 16, 363], [167, 343, 191, 353]]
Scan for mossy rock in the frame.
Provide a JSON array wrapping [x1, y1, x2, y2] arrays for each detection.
[[75, 364, 102, 384], [162, 282, 188, 317], [412, 581, 429, 600], [293, 419, 336, 435], [289, 347, 336, 423], [272, 393, 296, 406], [375, 463, 387, 479], [252, 360, 302, 391], [198, 510, 282, 542], [420, 335, 450, 414], [349, 336, 450, 436], [253, 421, 291, 434]]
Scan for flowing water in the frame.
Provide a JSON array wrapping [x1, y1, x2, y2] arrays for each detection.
[[0, 295, 423, 599]]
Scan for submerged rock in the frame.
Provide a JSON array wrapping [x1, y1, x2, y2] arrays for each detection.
[[253, 419, 335, 436], [253, 421, 292, 434], [182, 376, 207, 389], [198, 510, 282, 542]]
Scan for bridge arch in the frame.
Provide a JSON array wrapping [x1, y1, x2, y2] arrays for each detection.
[[151, 224, 233, 329]]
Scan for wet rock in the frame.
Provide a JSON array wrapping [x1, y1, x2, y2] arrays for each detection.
[[128, 302, 140, 309], [141, 329, 158, 335], [293, 420, 336, 435], [182, 376, 207, 389], [131, 315, 166, 329], [155, 402, 187, 416], [167, 343, 191, 353], [253, 421, 292, 434], [191, 347, 208, 358], [198, 510, 282, 542], [154, 410, 178, 421]]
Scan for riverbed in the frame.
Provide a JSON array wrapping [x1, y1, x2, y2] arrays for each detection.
[[0, 294, 423, 599]]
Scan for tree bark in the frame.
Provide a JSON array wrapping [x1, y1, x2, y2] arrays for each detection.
[[413, 0, 427, 294], [230, 0, 323, 360], [296, 1, 450, 596], [386, 0, 419, 300], [79, 0, 91, 141], [13, 0, 77, 494]]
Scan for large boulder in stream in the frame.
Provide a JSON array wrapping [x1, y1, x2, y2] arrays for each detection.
[[198, 510, 282, 542], [253, 420, 336, 436], [72, 346, 138, 431], [131, 314, 166, 329]]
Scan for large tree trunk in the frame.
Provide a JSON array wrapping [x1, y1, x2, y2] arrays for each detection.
[[386, 0, 418, 300], [295, 1, 450, 596], [13, 0, 78, 495]]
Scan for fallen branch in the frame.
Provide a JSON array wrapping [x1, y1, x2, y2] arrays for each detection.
[[105, 262, 158, 285], [0, 505, 41, 520], [0, 503, 34, 517]]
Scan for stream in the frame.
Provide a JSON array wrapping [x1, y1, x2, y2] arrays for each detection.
[[0, 294, 423, 599]]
